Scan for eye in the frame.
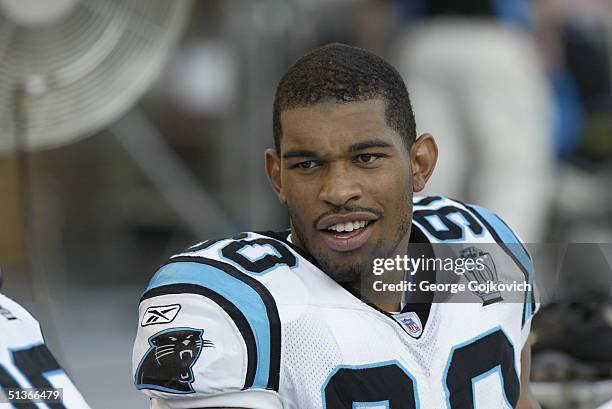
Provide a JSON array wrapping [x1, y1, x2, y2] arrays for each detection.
[[354, 153, 381, 164], [292, 160, 319, 170]]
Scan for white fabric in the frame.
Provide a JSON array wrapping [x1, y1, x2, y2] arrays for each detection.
[[598, 400, 612, 409], [133, 293, 251, 404], [0, 293, 91, 408], [149, 389, 283, 409]]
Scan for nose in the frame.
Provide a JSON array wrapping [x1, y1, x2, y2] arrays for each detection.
[[318, 162, 362, 207]]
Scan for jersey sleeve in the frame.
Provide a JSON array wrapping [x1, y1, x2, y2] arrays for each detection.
[[466, 204, 541, 347], [0, 294, 92, 408], [412, 197, 540, 348], [132, 260, 282, 409]]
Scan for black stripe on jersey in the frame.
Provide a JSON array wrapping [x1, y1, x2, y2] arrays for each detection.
[[0, 368, 37, 408], [491, 215, 532, 262], [180, 233, 250, 254], [163, 256, 281, 391], [142, 283, 258, 389], [495, 214, 536, 321], [184, 238, 225, 253], [463, 204, 535, 327], [400, 223, 435, 333], [258, 230, 326, 272], [414, 196, 442, 206]]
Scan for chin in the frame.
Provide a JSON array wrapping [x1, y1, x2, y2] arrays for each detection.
[[326, 267, 362, 284], [316, 253, 368, 284]]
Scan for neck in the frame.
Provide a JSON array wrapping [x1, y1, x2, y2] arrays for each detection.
[[288, 225, 413, 313], [349, 232, 412, 313], [349, 267, 405, 313]]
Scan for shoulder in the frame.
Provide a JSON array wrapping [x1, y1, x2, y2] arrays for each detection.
[[133, 231, 312, 402], [0, 293, 43, 344], [144, 231, 310, 309], [412, 195, 529, 248], [411, 196, 533, 283], [412, 196, 538, 327], [0, 293, 92, 408]]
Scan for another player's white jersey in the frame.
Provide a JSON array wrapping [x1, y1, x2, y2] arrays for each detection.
[[0, 293, 91, 408], [133, 196, 538, 409]]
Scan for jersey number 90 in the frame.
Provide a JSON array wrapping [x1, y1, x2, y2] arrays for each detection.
[[323, 328, 519, 409]]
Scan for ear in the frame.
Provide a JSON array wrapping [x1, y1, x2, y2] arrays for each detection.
[[410, 133, 438, 193], [264, 148, 286, 203]]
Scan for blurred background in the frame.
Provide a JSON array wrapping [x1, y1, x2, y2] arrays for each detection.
[[0, 0, 611, 408]]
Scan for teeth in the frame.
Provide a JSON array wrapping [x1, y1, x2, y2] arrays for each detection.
[[327, 220, 370, 232]]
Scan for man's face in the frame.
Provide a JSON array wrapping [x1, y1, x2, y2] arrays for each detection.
[[269, 98, 414, 283]]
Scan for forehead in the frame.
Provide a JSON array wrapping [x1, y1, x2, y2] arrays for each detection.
[[279, 99, 403, 153]]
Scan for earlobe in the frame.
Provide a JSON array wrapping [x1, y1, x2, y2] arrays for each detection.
[[411, 133, 438, 193], [264, 149, 286, 203]]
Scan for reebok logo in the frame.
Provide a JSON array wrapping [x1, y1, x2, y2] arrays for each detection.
[[141, 304, 181, 327]]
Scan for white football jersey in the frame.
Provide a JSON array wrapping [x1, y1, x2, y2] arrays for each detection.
[[0, 293, 91, 408], [133, 196, 537, 409]]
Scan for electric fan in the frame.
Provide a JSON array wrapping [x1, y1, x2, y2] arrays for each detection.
[[0, 0, 191, 151]]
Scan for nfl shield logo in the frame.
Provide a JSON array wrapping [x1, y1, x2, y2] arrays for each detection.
[[393, 311, 423, 338], [404, 318, 419, 333]]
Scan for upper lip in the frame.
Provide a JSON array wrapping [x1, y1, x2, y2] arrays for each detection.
[[316, 212, 379, 230]]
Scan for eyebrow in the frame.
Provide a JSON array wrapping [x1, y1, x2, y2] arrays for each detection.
[[282, 138, 393, 159], [349, 139, 393, 152], [282, 149, 317, 159]]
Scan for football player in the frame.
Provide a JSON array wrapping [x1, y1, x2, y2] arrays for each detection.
[[133, 43, 541, 408], [0, 271, 91, 408]]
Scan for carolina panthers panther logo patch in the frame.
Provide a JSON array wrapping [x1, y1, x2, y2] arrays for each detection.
[[135, 327, 214, 393]]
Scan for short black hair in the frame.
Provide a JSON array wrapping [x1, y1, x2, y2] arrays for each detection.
[[272, 43, 416, 153]]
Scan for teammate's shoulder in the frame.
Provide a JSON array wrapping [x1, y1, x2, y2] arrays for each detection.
[[0, 293, 92, 408], [0, 292, 41, 332], [0, 293, 43, 348], [0, 292, 28, 319]]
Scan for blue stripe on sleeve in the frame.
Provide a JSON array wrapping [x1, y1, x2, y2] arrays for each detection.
[[469, 205, 534, 321], [146, 261, 271, 389]]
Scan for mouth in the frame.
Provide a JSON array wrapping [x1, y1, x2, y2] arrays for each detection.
[[179, 350, 193, 361], [317, 213, 378, 252]]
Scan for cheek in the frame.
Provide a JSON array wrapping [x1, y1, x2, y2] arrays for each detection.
[[369, 167, 412, 202], [284, 184, 316, 221], [284, 183, 306, 206]]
